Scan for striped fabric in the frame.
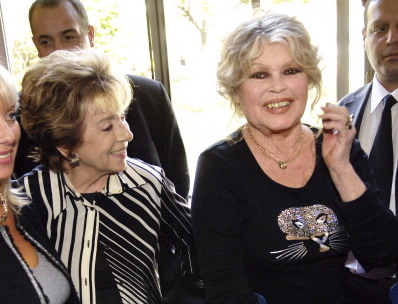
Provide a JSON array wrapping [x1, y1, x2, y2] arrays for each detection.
[[21, 158, 196, 304]]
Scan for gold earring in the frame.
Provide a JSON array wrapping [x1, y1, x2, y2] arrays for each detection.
[[69, 153, 80, 168]]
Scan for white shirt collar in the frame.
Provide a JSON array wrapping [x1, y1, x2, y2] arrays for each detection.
[[371, 75, 398, 112]]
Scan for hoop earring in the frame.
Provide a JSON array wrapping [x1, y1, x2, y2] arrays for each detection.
[[69, 153, 80, 168]]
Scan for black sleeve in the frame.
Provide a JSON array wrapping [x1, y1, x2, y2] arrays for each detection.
[[338, 139, 398, 269], [191, 146, 259, 304]]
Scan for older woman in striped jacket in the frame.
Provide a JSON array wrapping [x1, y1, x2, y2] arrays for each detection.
[[18, 48, 201, 304]]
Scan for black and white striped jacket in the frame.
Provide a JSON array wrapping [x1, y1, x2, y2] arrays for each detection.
[[20, 158, 197, 304]]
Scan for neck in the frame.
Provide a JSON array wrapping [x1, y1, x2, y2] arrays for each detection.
[[251, 124, 302, 151], [377, 74, 398, 93], [66, 167, 109, 194], [245, 124, 305, 169]]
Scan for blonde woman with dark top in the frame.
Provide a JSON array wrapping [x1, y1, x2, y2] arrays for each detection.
[[191, 13, 398, 304], [0, 65, 79, 304]]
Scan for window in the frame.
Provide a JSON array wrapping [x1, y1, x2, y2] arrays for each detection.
[[0, 0, 152, 87]]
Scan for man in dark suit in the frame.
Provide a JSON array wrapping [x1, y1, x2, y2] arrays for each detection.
[[16, 0, 190, 200], [339, 0, 398, 303], [16, 0, 193, 301]]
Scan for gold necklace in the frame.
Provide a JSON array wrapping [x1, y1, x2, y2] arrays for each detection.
[[0, 193, 8, 224], [245, 125, 304, 169]]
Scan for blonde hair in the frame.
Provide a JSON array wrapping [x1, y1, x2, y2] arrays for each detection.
[[0, 65, 30, 212], [217, 13, 322, 117], [21, 49, 132, 172]]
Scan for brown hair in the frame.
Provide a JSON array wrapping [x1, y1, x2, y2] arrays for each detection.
[[21, 49, 132, 172]]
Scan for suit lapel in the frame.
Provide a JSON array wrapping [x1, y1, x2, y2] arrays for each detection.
[[343, 83, 372, 138]]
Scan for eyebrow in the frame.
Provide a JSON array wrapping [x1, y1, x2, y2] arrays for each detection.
[[96, 114, 120, 125], [251, 60, 296, 67]]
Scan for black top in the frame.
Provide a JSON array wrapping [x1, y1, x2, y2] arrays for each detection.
[[14, 74, 190, 199], [0, 204, 80, 304], [191, 128, 398, 304]]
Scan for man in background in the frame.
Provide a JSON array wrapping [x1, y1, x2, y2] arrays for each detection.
[[339, 0, 398, 302]]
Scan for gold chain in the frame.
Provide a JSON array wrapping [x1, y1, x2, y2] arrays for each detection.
[[0, 193, 9, 224], [245, 125, 304, 169]]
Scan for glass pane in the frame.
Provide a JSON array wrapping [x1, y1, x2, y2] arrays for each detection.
[[349, 0, 365, 91], [0, 0, 151, 88], [164, 0, 250, 188]]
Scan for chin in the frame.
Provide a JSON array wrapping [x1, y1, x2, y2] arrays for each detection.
[[113, 162, 127, 173], [0, 169, 13, 180]]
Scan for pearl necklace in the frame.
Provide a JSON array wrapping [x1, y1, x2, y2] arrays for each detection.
[[245, 125, 304, 169], [0, 193, 8, 224]]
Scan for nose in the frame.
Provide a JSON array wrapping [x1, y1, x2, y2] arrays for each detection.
[[268, 75, 286, 93], [386, 26, 398, 45], [53, 40, 67, 52], [117, 120, 133, 142], [0, 120, 16, 145]]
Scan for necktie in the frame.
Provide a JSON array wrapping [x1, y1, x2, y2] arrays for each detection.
[[369, 94, 396, 207]]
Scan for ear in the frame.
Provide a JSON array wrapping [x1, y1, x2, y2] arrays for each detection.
[[56, 146, 70, 159], [362, 27, 366, 42], [88, 25, 95, 47]]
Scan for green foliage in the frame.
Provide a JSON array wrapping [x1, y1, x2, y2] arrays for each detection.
[[90, 3, 120, 55], [11, 34, 38, 89]]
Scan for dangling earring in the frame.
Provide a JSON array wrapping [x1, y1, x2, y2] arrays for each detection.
[[0, 193, 9, 225], [69, 153, 80, 168]]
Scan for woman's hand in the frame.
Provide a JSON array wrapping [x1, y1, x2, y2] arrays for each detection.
[[319, 103, 355, 171], [319, 104, 365, 202]]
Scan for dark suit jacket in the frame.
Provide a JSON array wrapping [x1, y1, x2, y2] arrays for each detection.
[[339, 82, 373, 137], [14, 74, 190, 199]]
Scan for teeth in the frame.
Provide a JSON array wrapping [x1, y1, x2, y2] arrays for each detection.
[[112, 150, 125, 155], [0, 153, 10, 159], [266, 101, 291, 109]]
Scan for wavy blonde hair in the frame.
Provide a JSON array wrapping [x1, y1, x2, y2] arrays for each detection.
[[217, 13, 322, 117]]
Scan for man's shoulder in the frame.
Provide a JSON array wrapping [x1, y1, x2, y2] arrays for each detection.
[[339, 83, 372, 106], [126, 74, 161, 90], [125, 74, 171, 109]]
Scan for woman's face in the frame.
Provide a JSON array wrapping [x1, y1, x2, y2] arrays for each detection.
[[72, 103, 133, 177], [0, 99, 20, 180], [238, 42, 309, 133]]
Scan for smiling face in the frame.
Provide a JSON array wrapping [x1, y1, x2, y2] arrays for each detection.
[[68, 104, 133, 179], [0, 99, 20, 181], [238, 42, 309, 134], [31, 1, 94, 58], [364, 0, 398, 91]]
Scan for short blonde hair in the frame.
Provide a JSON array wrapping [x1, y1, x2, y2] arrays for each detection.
[[217, 13, 322, 117], [0, 64, 18, 109], [21, 49, 132, 172]]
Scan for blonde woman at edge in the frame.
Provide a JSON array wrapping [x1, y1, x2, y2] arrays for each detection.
[[0, 65, 79, 304]]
